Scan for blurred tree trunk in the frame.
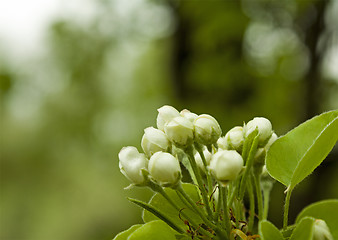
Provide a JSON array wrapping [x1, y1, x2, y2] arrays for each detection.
[[169, 2, 189, 101], [300, 1, 327, 121]]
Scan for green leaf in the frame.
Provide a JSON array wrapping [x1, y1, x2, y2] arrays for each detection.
[[296, 199, 338, 240], [290, 217, 315, 240], [290, 217, 316, 240], [113, 224, 142, 240], [266, 110, 338, 190], [259, 220, 284, 240], [128, 197, 185, 233], [142, 183, 202, 229], [128, 220, 178, 240]]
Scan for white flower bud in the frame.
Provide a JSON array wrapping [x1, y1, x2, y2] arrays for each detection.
[[156, 105, 180, 131], [313, 219, 333, 240], [164, 116, 194, 147], [245, 117, 272, 143], [194, 114, 222, 145], [194, 147, 212, 172], [148, 152, 181, 186], [141, 127, 170, 157], [217, 136, 229, 150], [265, 132, 278, 150], [180, 109, 198, 122], [118, 146, 148, 185], [224, 126, 244, 151], [209, 150, 244, 184]]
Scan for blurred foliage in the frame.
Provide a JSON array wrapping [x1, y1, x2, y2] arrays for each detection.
[[0, 0, 337, 240]]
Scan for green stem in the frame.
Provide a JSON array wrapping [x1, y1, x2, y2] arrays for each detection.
[[228, 183, 237, 208], [176, 183, 215, 229], [263, 188, 270, 220], [150, 182, 214, 238], [196, 145, 213, 194], [247, 179, 255, 232], [239, 135, 259, 199], [253, 173, 263, 221], [214, 185, 221, 222], [176, 184, 229, 239], [220, 186, 231, 238], [185, 146, 214, 219], [219, 185, 226, 230], [232, 198, 241, 228], [283, 188, 293, 229]]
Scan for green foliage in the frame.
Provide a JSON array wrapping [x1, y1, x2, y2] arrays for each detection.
[[290, 217, 315, 240], [296, 200, 338, 239], [125, 220, 177, 240], [128, 197, 184, 233], [113, 224, 142, 240], [266, 110, 338, 190], [142, 183, 202, 229], [258, 220, 284, 240]]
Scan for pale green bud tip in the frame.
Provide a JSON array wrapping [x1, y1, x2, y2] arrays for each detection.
[[209, 150, 243, 184], [164, 116, 194, 147], [118, 146, 148, 184], [180, 109, 198, 122], [261, 165, 269, 177], [245, 117, 272, 143], [148, 152, 181, 185], [313, 219, 333, 240], [213, 186, 219, 203], [156, 105, 180, 131], [265, 132, 278, 150], [217, 136, 229, 150], [194, 114, 222, 145], [141, 127, 169, 157], [194, 147, 212, 171], [225, 126, 244, 151]]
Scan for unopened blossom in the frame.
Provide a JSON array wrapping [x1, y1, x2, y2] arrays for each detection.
[[164, 116, 194, 148], [118, 146, 148, 184], [156, 105, 180, 131], [313, 219, 333, 240], [141, 127, 170, 157], [224, 126, 244, 151], [244, 117, 272, 143], [180, 109, 198, 123], [148, 152, 181, 186], [209, 150, 243, 184], [194, 114, 222, 145]]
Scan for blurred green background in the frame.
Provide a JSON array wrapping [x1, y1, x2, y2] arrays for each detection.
[[1, 0, 337, 239]]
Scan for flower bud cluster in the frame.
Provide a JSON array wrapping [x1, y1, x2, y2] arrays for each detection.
[[118, 105, 223, 187], [217, 117, 277, 172], [118, 106, 276, 188]]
